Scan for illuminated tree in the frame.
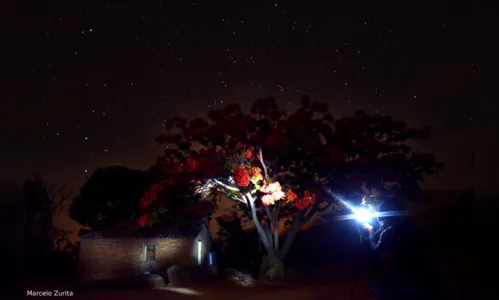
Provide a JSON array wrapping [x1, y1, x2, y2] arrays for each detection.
[[139, 96, 443, 280]]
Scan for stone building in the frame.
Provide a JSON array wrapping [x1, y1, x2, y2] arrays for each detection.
[[77, 220, 211, 282]]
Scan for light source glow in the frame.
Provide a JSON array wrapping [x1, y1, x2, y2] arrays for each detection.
[[197, 240, 202, 265], [354, 208, 374, 223], [164, 287, 203, 296]]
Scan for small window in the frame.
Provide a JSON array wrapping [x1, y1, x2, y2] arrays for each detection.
[[145, 245, 156, 262]]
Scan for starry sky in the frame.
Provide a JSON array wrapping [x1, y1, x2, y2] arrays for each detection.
[[3, 1, 497, 192]]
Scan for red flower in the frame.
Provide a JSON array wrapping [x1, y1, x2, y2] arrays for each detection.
[[138, 198, 149, 212], [171, 163, 184, 174], [186, 157, 198, 171], [137, 213, 151, 227], [303, 190, 317, 204], [250, 166, 263, 182], [244, 150, 253, 159], [287, 190, 298, 202], [294, 190, 316, 210], [295, 198, 309, 210], [144, 184, 162, 202], [233, 166, 250, 187], [161, 179, 173, 186]]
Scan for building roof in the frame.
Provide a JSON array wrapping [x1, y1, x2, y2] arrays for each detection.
[[78, 219, 208, 240]]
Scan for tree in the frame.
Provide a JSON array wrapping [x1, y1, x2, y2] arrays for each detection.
[[70, 166, 151, 229], [139, 96, 443, 280], [23, 174, 71, 259]]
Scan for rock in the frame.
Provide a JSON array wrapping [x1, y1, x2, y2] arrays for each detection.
[[222, 268, 256, 287], [240, 273, 256, 287]]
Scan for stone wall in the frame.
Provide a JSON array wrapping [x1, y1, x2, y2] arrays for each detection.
[[78, 237, 195, 281]]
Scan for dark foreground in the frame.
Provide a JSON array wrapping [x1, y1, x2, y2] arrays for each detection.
[[21, 267, 373, 300]]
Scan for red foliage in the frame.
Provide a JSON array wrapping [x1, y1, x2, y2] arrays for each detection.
[[171, 163, 184, 174], [244, 150, 253, 159], [143, 184, 162, 202], [138, 213, 151, 227], [161, 179, 173, 186], [264, 130, 288, 148], [233, 165, 250, 187], [250, 166, 263, 182], [294, 190, 316, 210], [139, 198, 149, 213], [286, 190, 298, 202], [236, 142, 246, 150], [185, 157, 199, 171]]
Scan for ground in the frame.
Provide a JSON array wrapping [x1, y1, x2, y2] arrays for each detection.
[[20, 267, 372, 300], [69, 268, 373, 300]]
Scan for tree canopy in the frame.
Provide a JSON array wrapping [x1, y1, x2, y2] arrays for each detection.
[[69, 166, 151, 229], [138, 96, 443, 279]]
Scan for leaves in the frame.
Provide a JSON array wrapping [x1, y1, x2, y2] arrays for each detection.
[[251, 97, 278, 116], [224, 103, 242, 116], [144, 95, 441, 236], [207, 109, 226, 121]]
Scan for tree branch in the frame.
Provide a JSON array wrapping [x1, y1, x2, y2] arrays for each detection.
[[302, 199, 322, 225], [213, 179, 240, 191], [273, 204, 279, 252], [212, 179, 247, 204], [317, 202, 332, 212], [50, 185, 71, 215], [264, 205, 279, 252], [278, 210, 305, 260], [258, 148, 269, 179], [226, 194, 246, 203], [244, 193, 275, 256], [263, 223, 274, 249], [271, 158, 280, 181]]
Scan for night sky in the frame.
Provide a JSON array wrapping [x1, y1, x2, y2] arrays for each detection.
[[3, 1, 497, 192]]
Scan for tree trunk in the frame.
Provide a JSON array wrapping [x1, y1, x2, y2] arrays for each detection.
[[278, 211, 304, 261], [257, 212, 305, 281], [245, 194, 275, 256], [259, 254, 285, 281]]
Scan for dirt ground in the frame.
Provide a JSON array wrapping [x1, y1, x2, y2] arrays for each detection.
[[21, 267, 373, 300], [70, 277, 373, 300]]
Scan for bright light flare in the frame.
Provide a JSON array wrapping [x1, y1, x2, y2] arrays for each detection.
[[354, 208, 375, 223], [327, 189, 408, 224]]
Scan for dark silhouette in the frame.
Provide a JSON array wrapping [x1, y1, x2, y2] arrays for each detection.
[[23, 174, 71, 260], [215, 214, 261, 275], [140, 96, 443, 281], [20, 175, 81, 279], [70, 166, 151, 230]]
